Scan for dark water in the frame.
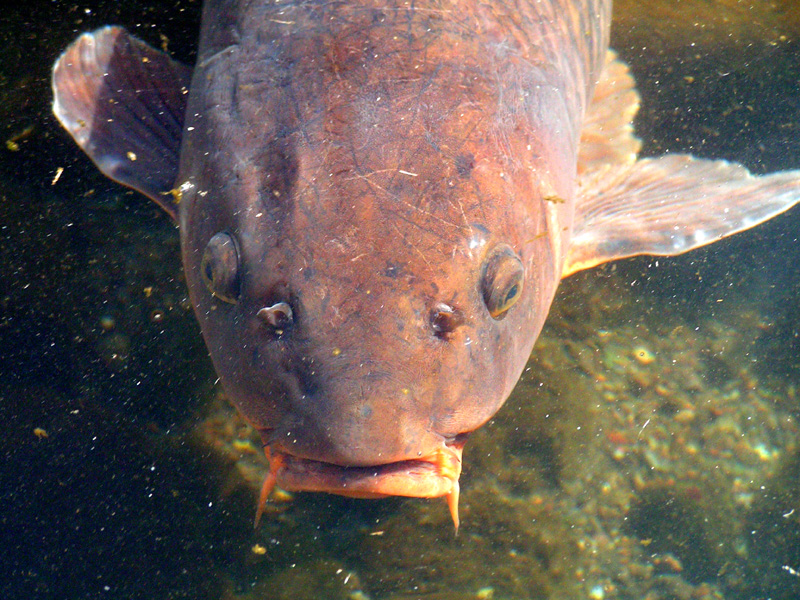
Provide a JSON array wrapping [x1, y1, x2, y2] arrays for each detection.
[[1, 2, 799, 599]]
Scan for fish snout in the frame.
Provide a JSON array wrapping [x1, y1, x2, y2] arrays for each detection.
[[266, 361, 446, 468], [252, 308, 446, 466]]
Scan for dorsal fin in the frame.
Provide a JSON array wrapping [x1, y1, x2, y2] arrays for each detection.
[[576, 50, 642, 193]]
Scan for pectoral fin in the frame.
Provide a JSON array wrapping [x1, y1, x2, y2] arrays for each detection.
[[52, 26, 191, 220], [565, 154, 800, 276]]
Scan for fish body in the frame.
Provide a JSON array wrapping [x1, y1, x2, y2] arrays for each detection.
[[52, 0, 800, 528]]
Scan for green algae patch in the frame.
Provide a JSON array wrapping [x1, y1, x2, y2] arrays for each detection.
[[352, 480, 580, 600], [625, 480, 731, 583], [739, 449, 800, 600]]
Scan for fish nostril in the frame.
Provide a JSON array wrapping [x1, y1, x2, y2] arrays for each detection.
[[257, 302, 294, 335], [430, 302, 463, 339]]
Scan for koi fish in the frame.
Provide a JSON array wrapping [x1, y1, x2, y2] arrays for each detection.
[[52, 0, 799, 530]]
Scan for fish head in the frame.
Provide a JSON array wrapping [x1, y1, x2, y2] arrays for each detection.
[[176, 27, 573, 508]]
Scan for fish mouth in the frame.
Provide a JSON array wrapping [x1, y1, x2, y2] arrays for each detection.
[[254, 436, 466, 531]]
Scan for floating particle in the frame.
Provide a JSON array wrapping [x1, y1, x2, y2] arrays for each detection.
[[633, 346, 655, 364]]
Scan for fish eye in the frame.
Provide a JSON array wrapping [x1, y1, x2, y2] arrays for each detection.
[[481, 244, 524, 319], [200, 232, 240, 303]]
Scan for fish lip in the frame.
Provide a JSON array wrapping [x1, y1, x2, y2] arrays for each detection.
[[258, 432, 467, 500], [253, 435, 468, 531], [276, 447, 462, 499]]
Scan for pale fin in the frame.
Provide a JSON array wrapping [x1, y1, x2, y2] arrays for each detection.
[[564, 154, 800, 276], [577, 50, 642, 191], [52, 26, 191, 219]]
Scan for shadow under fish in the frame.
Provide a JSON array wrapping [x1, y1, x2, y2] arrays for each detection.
[[51, 0, 800, 532]]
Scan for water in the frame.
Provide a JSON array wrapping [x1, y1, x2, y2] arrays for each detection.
[[1, 1, 799, 599]]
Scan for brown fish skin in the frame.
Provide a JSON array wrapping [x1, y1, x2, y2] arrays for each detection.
[[176, 0, 609, 500], [52, 0, 800, 528]]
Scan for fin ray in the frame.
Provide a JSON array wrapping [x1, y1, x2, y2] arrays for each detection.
[[566, 154, 800, 276], [577, 50, 642, 190], [52, 26, 191, 219]]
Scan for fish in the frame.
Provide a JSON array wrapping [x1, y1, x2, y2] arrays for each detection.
[[52, 0, 800, 531]]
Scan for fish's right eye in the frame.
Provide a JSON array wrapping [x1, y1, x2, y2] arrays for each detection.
[[201, 232, 240, 303]]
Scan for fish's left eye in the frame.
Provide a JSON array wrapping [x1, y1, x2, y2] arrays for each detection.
[[481, 244, 524, 319], [201, 232, 240, 303]]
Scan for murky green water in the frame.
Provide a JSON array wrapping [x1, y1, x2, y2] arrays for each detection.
[[1, 1, 799, 599]]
